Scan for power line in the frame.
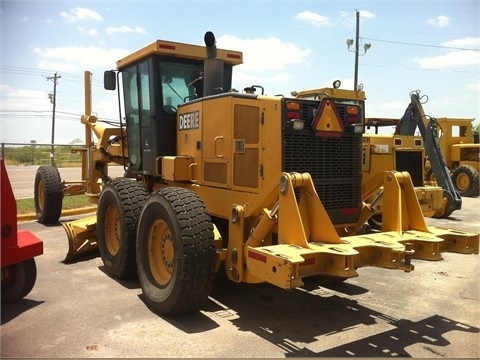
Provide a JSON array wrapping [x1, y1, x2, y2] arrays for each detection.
[[363, 37, 480, 52], [0, 65, 105, 86], [359, 61, 479, 74]]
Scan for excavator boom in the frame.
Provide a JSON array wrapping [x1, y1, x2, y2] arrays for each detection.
[[395, 90, 462, 216]]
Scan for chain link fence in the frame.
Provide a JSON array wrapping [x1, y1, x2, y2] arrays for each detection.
[[2, 142, 124, 215]]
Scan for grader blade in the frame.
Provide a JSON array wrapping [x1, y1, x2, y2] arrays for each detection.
[[62, 215, 98, 262]]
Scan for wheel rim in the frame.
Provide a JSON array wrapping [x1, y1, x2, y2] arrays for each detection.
[[105, 204, 121, 256], [147, 218, 174, 286], [455, 172, 470, 191], [37, 181, 45, 211]]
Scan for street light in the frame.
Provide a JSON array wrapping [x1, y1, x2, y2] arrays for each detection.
[[346, 10, 372, 91]]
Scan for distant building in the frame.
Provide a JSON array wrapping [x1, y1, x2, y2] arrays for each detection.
[[37, 137, 84, 145]]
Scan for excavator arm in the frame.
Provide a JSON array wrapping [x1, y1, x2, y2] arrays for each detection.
[[395, 90, 462, 217]]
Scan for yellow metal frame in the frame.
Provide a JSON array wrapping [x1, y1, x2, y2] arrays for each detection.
[[435, 117, 479, 168], [238, 170, 478, 290], [362, 133, 447, 218]]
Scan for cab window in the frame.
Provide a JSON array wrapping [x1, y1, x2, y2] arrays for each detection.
[[159, 61, 202, 114]]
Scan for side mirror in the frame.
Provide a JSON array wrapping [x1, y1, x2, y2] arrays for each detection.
[[104, 70, 117, 90]]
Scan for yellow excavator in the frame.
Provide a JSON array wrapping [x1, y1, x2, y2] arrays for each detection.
[[33, 32, 478, 315]]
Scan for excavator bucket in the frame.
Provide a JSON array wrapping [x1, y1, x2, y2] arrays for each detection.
[[62, 215, 98, 262]]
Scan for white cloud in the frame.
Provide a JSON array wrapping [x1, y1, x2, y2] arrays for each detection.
[[442, 37, 480, 48], [414, 50, 479, 69], [295, 11, 331, 27], [216, 35, 311, 93], [359, 10, 376, 19], [218, 35, 311, 72], [33, 46, 130, 71], [0, 86, 49, 111], [428, 15, 450, 28], [60, 7, 102, 22], [106, 25, 147, 35]]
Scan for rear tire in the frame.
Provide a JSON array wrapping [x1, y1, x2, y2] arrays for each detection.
[[96, 178, 147, 279], [136, 187, 216, 315], [34, 166, 63, 224], [451, 165, 479, 197], [1, 258, 37, 303]]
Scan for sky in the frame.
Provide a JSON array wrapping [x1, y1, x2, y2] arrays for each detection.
[[0, 0, 479, 143]]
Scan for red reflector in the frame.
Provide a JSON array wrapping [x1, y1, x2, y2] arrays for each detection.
[[300, 257, 315, 266], [158, 44, 176, 50], [342, 207, 359, 215], [347, 116, 358, 124], [227, 53, 242, 59], [248, 250, 267, 263]]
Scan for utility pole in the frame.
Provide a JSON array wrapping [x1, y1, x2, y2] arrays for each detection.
[[47, 72, 61, 166], [346, 10, 371, 91], [354, 10, 360, 92]]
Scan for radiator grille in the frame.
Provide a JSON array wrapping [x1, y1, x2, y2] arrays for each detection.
[[282, 100, 363, 224]]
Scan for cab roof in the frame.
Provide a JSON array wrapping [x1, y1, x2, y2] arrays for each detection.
[[116, 39, 243, 69]]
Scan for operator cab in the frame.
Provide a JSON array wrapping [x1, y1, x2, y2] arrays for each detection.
[[104, 32, 242, 177]]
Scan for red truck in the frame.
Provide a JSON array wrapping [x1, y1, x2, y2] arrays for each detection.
[[1, 158, 43, 302]]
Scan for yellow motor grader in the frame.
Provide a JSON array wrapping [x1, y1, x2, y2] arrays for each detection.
[[34, 32, 478, 315]]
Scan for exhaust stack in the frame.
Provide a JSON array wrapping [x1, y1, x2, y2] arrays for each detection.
[[203, 31, 224, 96]]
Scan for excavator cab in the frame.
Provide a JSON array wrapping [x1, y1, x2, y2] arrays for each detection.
[[104, 32, 241, 179]]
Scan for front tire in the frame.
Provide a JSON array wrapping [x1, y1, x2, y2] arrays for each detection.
[[136, 187, 216, 315], [96, 178, 147, 279], [1, 258, 37, 303], [34, 166, 63, 224]]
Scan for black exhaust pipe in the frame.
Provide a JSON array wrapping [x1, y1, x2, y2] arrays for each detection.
[[203, 31, 224, 96], [204, 31, 217, 59]]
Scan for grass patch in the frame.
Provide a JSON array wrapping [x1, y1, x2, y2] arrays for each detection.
[[16, 194, 94, 215]]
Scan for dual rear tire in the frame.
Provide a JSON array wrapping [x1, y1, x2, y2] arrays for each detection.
[[136, 187, 216, 315], [97, 183, 216, 315], [96, 178, 147, 279]]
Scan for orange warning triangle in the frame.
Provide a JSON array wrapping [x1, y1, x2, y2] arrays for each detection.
[[312, 99, 344, 137]]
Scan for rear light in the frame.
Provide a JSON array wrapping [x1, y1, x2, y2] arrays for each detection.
[[286, 101, 301, 110], [292, 120, 305, 130], [347, 106, 360, 124], [286, 111, 301, 120], [352, 123, 365, 134], [286, 101, 302, 126], [347, 106, 359, 115]]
